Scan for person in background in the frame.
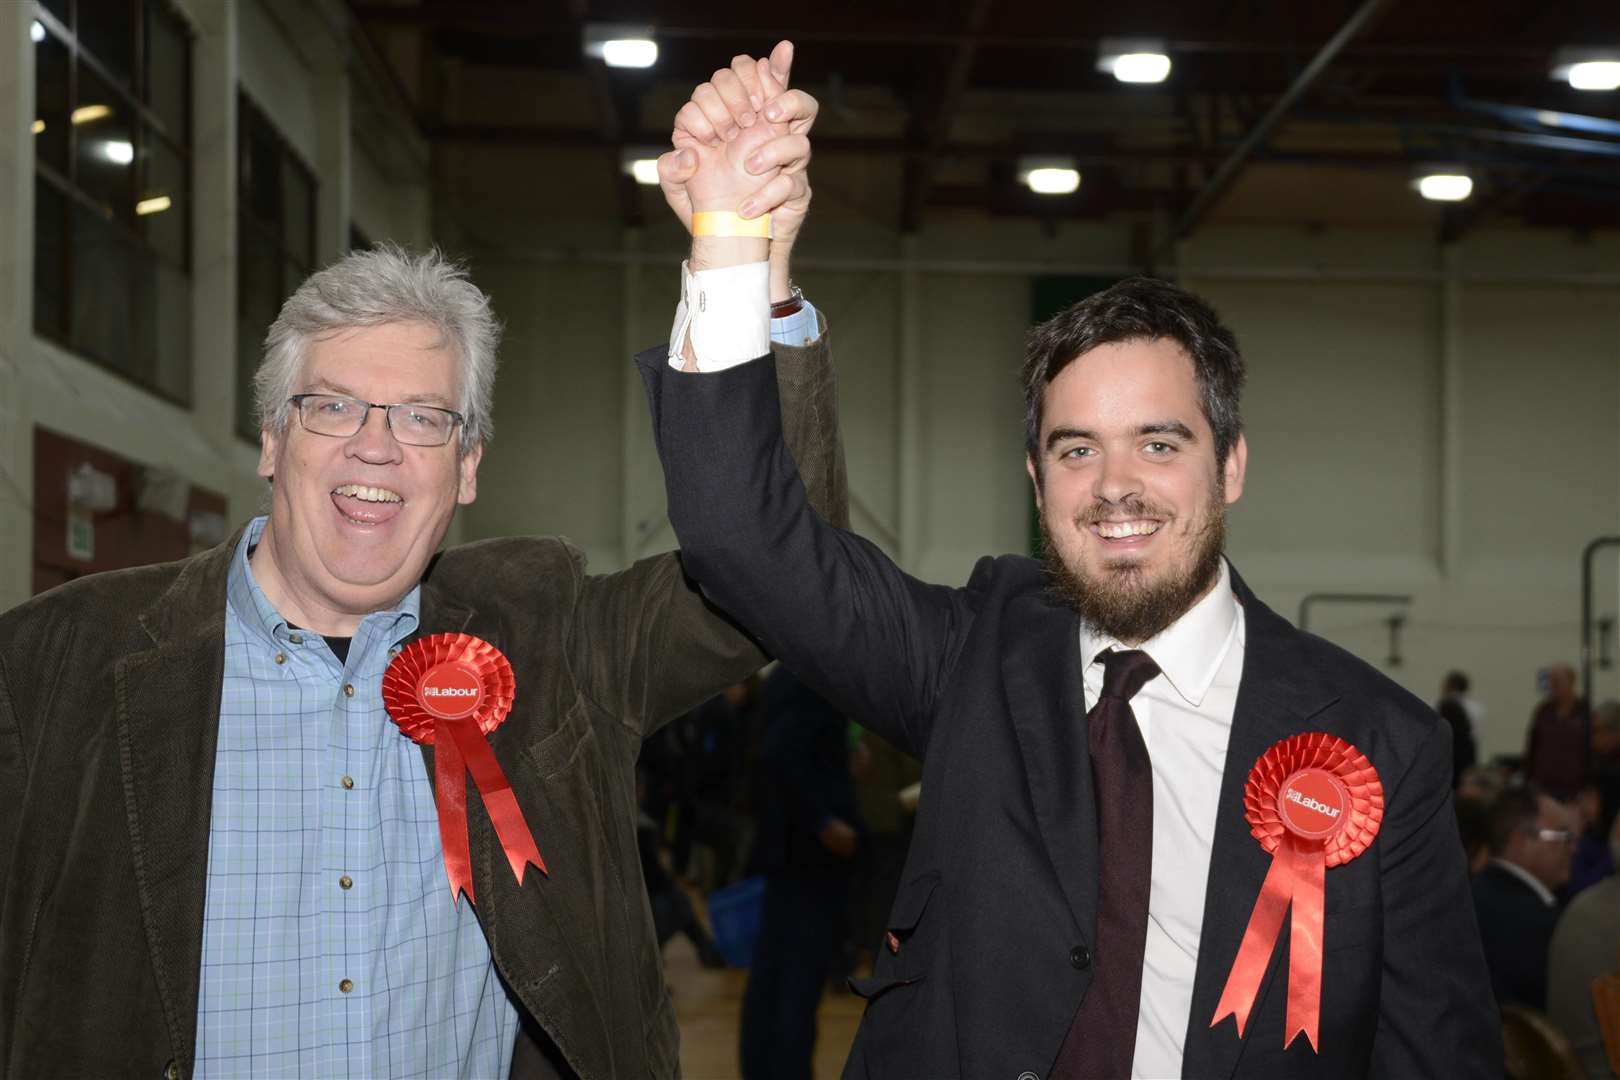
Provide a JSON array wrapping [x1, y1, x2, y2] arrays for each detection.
[[1567, 774, 1620, 897], [1472, 787, 1579, 1009], [1455, 792, 1495, 876], [1525, 663, 1590, 800], [1547, 810, 1620, 1080], [1438, 670, 1480, 786], [739, 666, 866, 1080], [636, 769, 727, 969]]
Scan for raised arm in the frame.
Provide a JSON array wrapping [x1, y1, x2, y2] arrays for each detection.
[[572, 48, 847, 741]]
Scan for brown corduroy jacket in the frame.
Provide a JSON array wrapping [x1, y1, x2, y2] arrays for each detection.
[[0, 336, 846, 1080]]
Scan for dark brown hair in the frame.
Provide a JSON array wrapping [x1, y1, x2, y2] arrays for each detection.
[[1022, 276, 1246, 473]]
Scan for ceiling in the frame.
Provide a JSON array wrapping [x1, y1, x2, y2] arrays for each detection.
[[348, 0, 1620, 246]]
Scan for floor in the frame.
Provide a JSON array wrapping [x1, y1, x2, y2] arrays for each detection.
[[665, 932, 864, 1080]]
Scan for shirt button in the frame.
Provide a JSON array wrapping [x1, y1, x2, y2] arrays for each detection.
[[389, 645, 401, 657], [343, 684, 355, 697], [274, 652, 286, 665], [1071, 945, 1091, 971], [339, 978, 354, 994], [341, 775, 354, 790], [339, 874, 353, 890], [288, 633, 303, 644]]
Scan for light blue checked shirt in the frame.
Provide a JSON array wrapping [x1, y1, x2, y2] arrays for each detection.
[[194, 517, 518, 1079]]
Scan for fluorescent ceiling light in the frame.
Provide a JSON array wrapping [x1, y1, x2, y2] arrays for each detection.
[[71, 103, 111, 125], [31, 20, 45, 43], [1417, 174, 1472, 202], [102, 140, 134, 165], [628, 158, 661, 185], [1112, 53, 1172, 84], [136, 195, 172, 215], [601, 39, 657, 68], [1097, 37, 1170, 84], [1019, 157, 1081, 195], [1567, 60, 1620, 91], [31, 119, 45, 135], [583, 24, 658, 69]]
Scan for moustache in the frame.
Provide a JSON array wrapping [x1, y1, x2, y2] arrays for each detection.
[[1074, 497, 1173, 527]]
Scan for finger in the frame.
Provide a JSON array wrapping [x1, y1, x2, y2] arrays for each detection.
[[731, 54, 765, 113], [738, 172, 800, 219], [691, 82, 739, 141], [762, 88, 819, 135], [769, 40, 794, 88], [756, 57, 783, 107], [673, 101, 719, 146], [744, 133, 811, 176], [710, 67, 756, 128], [656, 150, 696, 229]]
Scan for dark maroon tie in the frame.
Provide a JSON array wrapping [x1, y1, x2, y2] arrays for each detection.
[[1052, 647, 1161, 1080]]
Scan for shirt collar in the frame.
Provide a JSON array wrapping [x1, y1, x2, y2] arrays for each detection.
[[1079, 558, 1241, 708], [1489, 857, 1557, 907], [226, 515, 421, 650]]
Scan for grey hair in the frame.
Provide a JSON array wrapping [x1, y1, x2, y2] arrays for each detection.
[[253, 243, 501, 451]]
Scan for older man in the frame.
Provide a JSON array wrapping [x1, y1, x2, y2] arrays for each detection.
[[0, 51, 830, 1080]]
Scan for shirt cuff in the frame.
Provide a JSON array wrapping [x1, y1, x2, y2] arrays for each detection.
[[668, 260, 771, 371], [770, 299, 821, 348]]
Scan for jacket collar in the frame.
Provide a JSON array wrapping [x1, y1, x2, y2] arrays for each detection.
[[1180, 565, 1342, 1078]]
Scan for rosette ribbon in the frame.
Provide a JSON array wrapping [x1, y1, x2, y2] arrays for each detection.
[[1210, 732, 1383, 1052], [382, 632, 545, 904]]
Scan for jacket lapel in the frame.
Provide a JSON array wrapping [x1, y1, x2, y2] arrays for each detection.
[[1182, 566, 1341, 1078], [114, 532, 240, 1064], [1002, 588, 1099, 943]]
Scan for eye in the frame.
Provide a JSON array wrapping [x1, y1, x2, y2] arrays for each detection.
[[317, 397, 355, 415], [1059, 445, 1094, 459], [398, 407, 447, 434], [1144, 441, 1176, 455]]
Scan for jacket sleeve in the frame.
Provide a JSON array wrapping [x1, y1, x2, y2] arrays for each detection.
[[1371, 719, 1505, 1077], [571, 331, 850, 743], [0, 646, 20, 891], [640, 336, 975, 761]]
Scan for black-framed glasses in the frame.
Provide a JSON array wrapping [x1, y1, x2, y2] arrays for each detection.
[[288, 394, 464, 447]]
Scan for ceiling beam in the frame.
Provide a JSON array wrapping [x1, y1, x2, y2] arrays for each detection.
[[1153, 0, 1401, 263], [898, 0, 995, 233]]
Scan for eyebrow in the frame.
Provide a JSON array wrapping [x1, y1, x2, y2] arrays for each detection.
[[1043, 421, 1198, 452]]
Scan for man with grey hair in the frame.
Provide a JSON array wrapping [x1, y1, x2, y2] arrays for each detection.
[[0, 48, 830, 1080]]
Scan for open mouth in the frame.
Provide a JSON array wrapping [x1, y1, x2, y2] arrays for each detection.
[[1089, 518, 1163, 545], [331, 482, 404, 526]]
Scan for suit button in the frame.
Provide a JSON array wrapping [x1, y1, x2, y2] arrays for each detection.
[[165, 1062, 181, 1080], [1071, 945, 1091, 970]]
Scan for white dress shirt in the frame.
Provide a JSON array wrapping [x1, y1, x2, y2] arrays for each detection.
[[1080, 559, 1246, 1080], [668, 260, 820, 370]]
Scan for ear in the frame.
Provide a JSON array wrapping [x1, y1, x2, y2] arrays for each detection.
[[456, 442, 484, 505], [1222, 433, 1248, 506], [1025, 453, 1043, 511], [257, 426, 280, 480]]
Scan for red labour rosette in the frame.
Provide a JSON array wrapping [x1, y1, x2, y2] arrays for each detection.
[[1209, 732, 1383, 1053], [382, 632, 546, 905]]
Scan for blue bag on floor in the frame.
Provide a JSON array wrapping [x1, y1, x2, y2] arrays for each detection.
[[706, 875, 766, 968]]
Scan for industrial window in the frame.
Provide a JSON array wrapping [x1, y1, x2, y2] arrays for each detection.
[[235, 92, 317, 442], [31, 0, 194, 404]]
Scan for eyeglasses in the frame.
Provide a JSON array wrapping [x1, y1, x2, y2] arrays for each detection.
[[288, 394, 464, 447]]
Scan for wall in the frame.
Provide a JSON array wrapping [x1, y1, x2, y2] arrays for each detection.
[[0, 0, 431, 612]]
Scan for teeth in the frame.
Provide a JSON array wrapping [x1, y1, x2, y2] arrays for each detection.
[[1096, 520, 1160, 539], [333, 483, 402, 503]]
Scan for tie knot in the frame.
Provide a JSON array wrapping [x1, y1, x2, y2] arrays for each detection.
[[1098, 648, 1160, 703]]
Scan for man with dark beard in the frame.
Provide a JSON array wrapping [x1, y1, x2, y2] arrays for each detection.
[[640, 275, 1500, 1078]]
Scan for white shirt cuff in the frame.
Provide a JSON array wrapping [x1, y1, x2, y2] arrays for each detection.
[[668, 260, 771, 371]]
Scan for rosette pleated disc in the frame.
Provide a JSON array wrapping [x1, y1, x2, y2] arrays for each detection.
[[1241, 732, 1384, 867], [382, 632, 517, 745]]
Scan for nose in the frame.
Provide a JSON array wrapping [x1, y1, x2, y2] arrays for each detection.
[[1091, 450, 1143, 506], [346, 405, 404, 465]]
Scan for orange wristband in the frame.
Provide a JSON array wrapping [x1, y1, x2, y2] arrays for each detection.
[[692, 211, 772, 239]]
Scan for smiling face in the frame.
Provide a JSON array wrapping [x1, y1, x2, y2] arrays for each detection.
[[251, 320, 482, 634], [1026, 336, 1246, 644]]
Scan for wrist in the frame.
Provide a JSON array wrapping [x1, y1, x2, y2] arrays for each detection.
[[690, 236, 770, 273], [769, 255, 793, 305]]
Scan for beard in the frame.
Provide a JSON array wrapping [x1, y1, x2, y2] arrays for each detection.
[[1040, 484, 1228, 645]]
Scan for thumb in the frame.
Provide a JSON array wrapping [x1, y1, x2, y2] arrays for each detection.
[[769, 40, 794, 88]]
